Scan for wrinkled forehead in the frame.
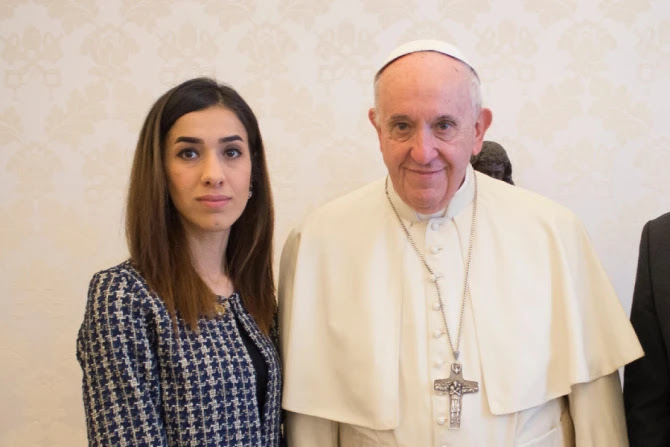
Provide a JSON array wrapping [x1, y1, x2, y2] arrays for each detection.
[[375, 52, 474, 105], [373, 52, 480, 125]]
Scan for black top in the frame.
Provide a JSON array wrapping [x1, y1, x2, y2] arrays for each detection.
[[235, 315, 269, 419]]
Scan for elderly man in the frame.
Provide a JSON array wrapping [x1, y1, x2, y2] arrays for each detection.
[[279, 40, 642, 446]]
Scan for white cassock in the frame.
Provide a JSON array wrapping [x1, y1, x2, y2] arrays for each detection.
[[279, 166, 643, 446]]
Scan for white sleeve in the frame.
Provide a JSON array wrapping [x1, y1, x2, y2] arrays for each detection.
[[286, 411, 339, 447], [568, 372, 629, 446]]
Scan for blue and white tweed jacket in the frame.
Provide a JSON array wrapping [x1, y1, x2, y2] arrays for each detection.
[[76, 261, 282, 446]]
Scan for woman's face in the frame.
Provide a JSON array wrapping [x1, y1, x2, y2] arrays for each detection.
[[165, 106, 252, 237]]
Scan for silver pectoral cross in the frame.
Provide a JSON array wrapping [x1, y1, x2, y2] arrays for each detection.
[[434, 362, 479, 429]]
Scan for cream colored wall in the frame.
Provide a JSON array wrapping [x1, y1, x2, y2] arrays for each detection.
[[1, 0, 669, 444]]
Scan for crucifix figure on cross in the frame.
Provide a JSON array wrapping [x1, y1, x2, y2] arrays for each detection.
[[434, 362, 479, 429]]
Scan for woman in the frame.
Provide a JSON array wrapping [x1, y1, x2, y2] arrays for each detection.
[[76, 78, 281, 446]]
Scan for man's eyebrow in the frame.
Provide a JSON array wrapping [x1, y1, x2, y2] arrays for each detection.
[[388, 114, 412, 122], [387, 114, 458, 122], [173, 135, 243, 144], [433, 114, 458, 123]]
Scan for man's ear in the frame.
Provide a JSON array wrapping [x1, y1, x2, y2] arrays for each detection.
[[472, 108, 492, 156], [368, 108, 382, 137]]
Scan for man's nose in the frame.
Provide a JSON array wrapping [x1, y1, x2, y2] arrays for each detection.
[[409, 126, 437, 164]]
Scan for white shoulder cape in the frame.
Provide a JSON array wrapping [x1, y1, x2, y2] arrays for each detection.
[[278, 171, 642, 430]]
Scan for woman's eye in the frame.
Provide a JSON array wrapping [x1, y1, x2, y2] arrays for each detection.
[[225, 147, 241, 158], [178, 148, 198, 159]]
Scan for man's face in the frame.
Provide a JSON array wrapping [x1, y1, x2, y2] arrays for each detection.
[[369, 52, 492, 214]]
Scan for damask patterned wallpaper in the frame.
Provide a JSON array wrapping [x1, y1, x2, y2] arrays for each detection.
[[1, 0, 668, 444]]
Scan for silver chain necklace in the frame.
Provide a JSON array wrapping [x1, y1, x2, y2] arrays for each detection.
[[384, 173, 479, 430]]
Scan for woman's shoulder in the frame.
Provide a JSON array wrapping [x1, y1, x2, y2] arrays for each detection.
[[89, 259, 145, 290], [86, 260, 158, 314], [78, 261, 167, 365]]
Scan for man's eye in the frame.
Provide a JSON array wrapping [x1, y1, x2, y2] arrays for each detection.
[[395, 122, 409, 131], [178, 149, 198, 159], [434, 121, 458, 140]]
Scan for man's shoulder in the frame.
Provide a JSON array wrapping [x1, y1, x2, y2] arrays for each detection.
[[649, 211, 670, 230], [304, 178, 386, 221], [478, 173, 579, 227], [647, 211, 670, 247], [286, 178, 389, 248]]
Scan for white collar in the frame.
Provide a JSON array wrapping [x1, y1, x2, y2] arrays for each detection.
[[387, 165, 476, 224]]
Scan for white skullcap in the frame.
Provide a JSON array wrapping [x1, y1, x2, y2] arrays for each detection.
[[376, 39, 478, 79]]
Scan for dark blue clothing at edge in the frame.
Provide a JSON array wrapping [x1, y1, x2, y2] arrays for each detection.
[[76, 261, 282, 446]]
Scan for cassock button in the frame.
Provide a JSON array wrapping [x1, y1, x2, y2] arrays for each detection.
[[431, 222, 441, 231], [431, 246, 441, 254], [433, 330, 442, 338], [432, 302, 441, 311], [434, 359, 443, 367], [437, 417, 446, 425]]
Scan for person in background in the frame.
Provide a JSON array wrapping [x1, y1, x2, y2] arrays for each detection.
[[470, 140, 514, 185], [279, 39, 642, 446], [76, 77, 282, 447], [625, 211, 670, 447]]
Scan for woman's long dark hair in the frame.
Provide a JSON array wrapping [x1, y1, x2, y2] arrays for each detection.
[[126, 77, 275, 333]]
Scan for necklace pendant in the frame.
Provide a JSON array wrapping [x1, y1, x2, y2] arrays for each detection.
[[386, 175, 480, 429], [434, 362, 479, 429]]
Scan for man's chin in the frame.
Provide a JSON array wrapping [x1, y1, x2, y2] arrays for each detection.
[[405, 193, 447, 214]]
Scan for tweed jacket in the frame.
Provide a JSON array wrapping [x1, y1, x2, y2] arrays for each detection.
[[77, 261, 282, 447]]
